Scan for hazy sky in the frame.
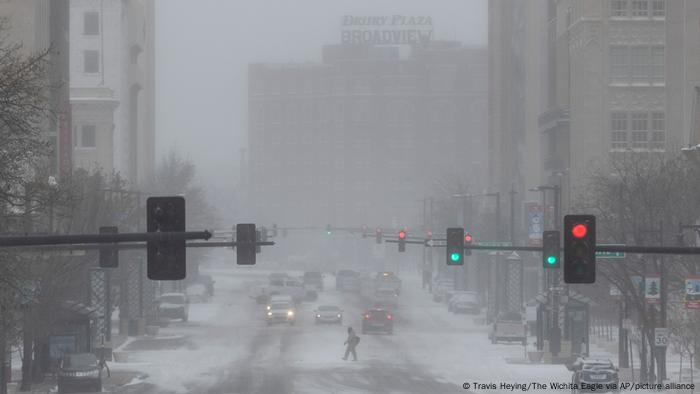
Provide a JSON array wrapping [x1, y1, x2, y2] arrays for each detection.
[[155, 0, 487, 213]]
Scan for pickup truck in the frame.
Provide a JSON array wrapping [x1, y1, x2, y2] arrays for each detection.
[[489, 311, 527, 345]]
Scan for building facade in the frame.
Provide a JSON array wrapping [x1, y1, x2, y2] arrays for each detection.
[[248, 42, 488, 228], [69, 0, 156, 187], [540, 0, 700, 213]]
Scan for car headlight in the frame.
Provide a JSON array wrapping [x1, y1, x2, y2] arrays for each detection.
[[267, 305, 271, 310], [316, 314, 321, 318], [287, 310, 294, 317], [337, 314, 342, 318], [267, 311, 272, 316]]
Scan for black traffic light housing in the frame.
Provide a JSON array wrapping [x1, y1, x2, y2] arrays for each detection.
[[375, 228, 383, 244], [398, 230, 406, 252], [147, 196, 186, 280], [564, 215, 596, 283], [236, 223, 256, 265], [446, 227, 464, 265], [99, 226, 118, 268], [463, 233, 473, 256], [542, 230, 560, 269]]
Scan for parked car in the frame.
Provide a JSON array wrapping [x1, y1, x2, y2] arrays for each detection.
[[314, 305, 343, 324], [336, 269, 359, 291], [57, 353, 102, 393], [432, 278, 454, 302], [448, 292, 480, 314], [568, 358, 619, 393], [303, 271, 324, 291], [157, 293, 189, 322], [489, 311, 527, 345], [361, 308, 394, 334], [266, 301, 296, 325], [197, 274, 215, 296]]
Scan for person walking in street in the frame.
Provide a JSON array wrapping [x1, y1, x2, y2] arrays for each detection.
[[342, 326, 359, 361]]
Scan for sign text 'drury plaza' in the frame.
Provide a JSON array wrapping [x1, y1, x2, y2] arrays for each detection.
[[341, 15, 433, 45]]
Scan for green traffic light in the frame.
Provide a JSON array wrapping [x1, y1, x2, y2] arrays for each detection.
[[450, 253, 460, 262], [547, 255, 557, 265]]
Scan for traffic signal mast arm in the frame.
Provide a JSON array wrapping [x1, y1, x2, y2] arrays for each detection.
[[422, 240, 700, 255], [0, 231, 213, 248]]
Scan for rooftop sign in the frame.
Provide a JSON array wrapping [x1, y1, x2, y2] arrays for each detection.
[[341, 15, 433, 45]]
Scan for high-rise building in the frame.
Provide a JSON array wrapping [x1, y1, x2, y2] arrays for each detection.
[[248, 42, 487, 228], [69, 0, 156, 188]]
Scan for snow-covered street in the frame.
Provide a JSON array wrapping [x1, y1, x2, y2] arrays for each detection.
[[108, 261, 574, 394]]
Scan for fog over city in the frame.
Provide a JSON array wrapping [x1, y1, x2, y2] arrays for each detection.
[[1, 0, 700, 393]]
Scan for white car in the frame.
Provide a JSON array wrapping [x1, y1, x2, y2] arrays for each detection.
[[448, 293, 480, 314], [267, 301, 296, 325], [314, 305, 343, 324], [157, 293, 189, 322]]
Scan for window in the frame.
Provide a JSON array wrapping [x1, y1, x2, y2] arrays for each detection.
[[650, 112, 665, 149], [81, 125, 96, 148], [631, 112, 649, 149], [631, 0, 648, 17], [609, 45, 664, 84], [611, 0, 627, 16], [651, 0, 665, 16], [611, 112, 628, 149], [83, 50, 99, 73], [610, 111, 665, 150], [84, 12, 99, 35]]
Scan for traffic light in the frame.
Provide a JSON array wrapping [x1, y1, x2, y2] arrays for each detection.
[[542, 230, 560, 268], [147, 196, 186, 280], [446, 227, 464, 265], [463, 232, 473, 256], [426, 230, 433, 240], [564, 215, 596, 283], [398, 230, 406, 252], [376, 228, 383, 244], [326, 224, 332, 235], [99, 226, 118, 268], [236, 223, 256, 265]]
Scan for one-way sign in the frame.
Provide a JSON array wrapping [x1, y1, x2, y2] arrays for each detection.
[[424, 239, 446, 247]]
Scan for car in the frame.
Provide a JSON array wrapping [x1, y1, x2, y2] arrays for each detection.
[[489, 311, 527, 345], [432, 279, 454, 302], [266, 277, 306, 303], [376, 271, 401, 294], [303, 271, 324, 291], [372, 289, 399, 309], [336, 269, 359, 291], [569, 358, 619, 393], [268, 272, 290, 283], [157, 293, 189, 322], [185, 283, 209, 303], [448, 293, 480, 314], [361, 308, 394, 334], [266, 294, 294, 311], [57, 353, 102, 393], [197, 274, 215, 296], [266, 301, 296, 325], [314, 305, 343, 324]]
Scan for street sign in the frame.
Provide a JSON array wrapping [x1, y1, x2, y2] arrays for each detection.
[[654, 328, 669, 347], [524, 202, 543, 246], [595, 244, 626, 258], [645, 275, 661, 305], [425, 239, 446, 247], [684, 276, 700, 309], [474, 241, 513, 247], [610, 285, 621, 297]]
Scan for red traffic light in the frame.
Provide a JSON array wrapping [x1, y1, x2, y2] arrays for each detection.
[[376, 228, 382, 234], [426, 230, 433, 239], [571, 224, 587, 239], [464, 233, 473, 243], [398, 230, 406, 239]]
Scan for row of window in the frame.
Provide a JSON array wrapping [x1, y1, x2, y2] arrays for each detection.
[[610, 45, 664, 83], [611, 111, 665, 150], [611, 0, 665, 17]]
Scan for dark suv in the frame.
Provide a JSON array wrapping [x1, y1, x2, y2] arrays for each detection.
[[361, 308, 394, 334], [303, 271, 324, 291], [336, 270, 358, 291], [57, 353, 102, 393]]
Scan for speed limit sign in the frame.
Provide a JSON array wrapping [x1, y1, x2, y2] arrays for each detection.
[[654, 328, 669, 347]]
